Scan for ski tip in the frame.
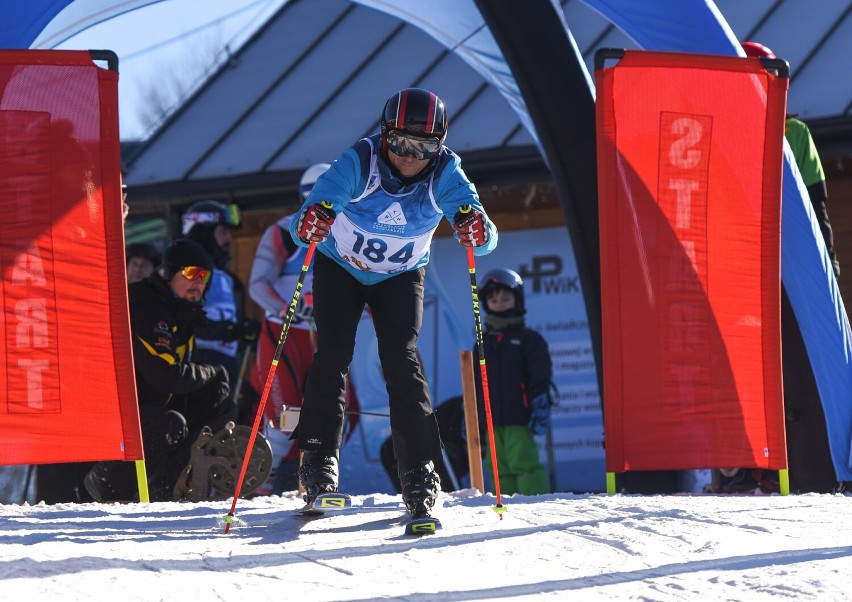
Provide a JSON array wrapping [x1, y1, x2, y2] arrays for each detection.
[[298, 505, 322, 516], [314, 492, 352, 510], [299, 492, 352, 515], [404, 517, 442, 536]]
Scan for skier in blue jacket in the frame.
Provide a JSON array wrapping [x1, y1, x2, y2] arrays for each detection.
[[290, 88, 497, 518]]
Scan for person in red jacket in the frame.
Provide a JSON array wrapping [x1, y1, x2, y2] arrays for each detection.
[[248, 163, 332, 494]]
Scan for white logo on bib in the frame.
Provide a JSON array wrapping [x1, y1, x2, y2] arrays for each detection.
[[378, 202, 407, 226]]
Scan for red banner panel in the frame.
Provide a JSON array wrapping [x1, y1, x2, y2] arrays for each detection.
[[0, 50, 142, 464], [595, 50, 787, 472]]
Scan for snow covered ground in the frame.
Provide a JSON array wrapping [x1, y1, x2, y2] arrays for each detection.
[[1, 487, 851, 601], [1, 427, 849, 600]]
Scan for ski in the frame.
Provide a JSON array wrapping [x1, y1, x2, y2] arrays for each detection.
[[299, 492, 353, 516], [404, 516, 442, 536], [297, 493, 440, 534]]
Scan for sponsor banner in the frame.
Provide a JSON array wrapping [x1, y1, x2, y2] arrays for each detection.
[[349, 227, 604, 491]]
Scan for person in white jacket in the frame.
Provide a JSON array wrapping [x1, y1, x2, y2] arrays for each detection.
[[248, 163, 329, 494]]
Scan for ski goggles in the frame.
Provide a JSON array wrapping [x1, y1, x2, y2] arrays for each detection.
[[180, 265, 211, 285], [181, 204, 241, 235], [385, 129, 442, 160], [221, 203, 241, 227]]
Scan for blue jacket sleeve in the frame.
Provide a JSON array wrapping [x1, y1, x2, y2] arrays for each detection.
[[433, 150, 498, 256]]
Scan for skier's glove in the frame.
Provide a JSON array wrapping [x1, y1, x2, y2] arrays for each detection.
[[241, 318, 261, 345], [224, 318, 261, 344], [453, 208, 489, 247], [205, 364, 231, 406], [222, 321, 239, 343], [527, 393, 551, 436], [295, 202, 335, 243]]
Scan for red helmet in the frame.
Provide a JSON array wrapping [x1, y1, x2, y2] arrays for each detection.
[[380, 88, 448, 159], [741, 41, 775, 59]]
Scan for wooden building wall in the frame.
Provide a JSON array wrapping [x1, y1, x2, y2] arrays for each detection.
[[230, 163, 852, 324], [231, 162, 852, 324]]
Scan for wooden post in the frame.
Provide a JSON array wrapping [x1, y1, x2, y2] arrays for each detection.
[[460, 351, 485, 493]]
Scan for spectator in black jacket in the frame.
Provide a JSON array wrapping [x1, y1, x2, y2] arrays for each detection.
[[474, 268, 552, 495], [182, 201, 259, 411], [84, 238, 234, 502]]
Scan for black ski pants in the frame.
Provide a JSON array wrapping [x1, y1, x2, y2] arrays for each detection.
[[297, 252, 440, 471]]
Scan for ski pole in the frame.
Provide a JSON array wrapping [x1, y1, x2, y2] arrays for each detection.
[[457, 205, 505, 519], [232, 340, 252, 407], [223, 206, 328, 533], [278, 407, 392, 422]]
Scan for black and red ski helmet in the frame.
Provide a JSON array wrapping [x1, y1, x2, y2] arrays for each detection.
[[380, 88, 448, 157]]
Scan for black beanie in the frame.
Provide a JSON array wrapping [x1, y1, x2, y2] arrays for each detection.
[[161, 238, 213, 280]]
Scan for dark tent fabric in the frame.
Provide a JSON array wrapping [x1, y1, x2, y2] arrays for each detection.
[[474, 0, 603, 394]]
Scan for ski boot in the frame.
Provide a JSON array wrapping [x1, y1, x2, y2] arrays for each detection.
[[400, 461, 441, 519], [298, 450, 339, 505], [173, 422, 273, 502]]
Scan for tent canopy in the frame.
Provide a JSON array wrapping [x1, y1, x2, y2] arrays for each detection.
[[2, 1, 849, 187], [3, 0, 851, 482]]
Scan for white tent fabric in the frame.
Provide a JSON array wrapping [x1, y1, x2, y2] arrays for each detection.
[[351, 0, 592, 155], [0, 0, 161, 49], [35, 0, 164, 49], [357, 1, 533, 133]]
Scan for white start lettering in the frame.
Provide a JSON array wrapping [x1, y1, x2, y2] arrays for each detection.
[[10, 236, 57, 411], [659, 112, 712, 408]]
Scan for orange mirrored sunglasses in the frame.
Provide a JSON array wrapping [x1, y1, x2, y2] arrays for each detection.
[[180, 265, 211, 285]]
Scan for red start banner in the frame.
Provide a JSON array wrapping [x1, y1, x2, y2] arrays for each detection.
[[0, 50, 142, 465], [595, 50, 788, 473]]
